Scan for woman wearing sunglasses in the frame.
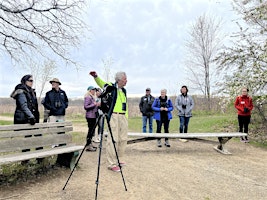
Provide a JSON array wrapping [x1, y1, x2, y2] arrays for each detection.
[[10, 74, 40, 125]]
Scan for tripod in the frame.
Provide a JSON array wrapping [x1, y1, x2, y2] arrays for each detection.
[[62, 113, 127, 200]]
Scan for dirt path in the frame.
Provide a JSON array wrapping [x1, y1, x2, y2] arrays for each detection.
[[0, 135, 266, 200]]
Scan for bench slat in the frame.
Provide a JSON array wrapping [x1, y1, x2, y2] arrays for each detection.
[[0, 145, 84, 165], [0, 126, 73, 138], [0, 134, 72, 153], [128, 132, 247, 138], [0, 122, 72, 131]]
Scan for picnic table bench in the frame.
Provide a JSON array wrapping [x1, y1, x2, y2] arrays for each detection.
[[0, 121, 84, 170], [127, 132, 247, 154]]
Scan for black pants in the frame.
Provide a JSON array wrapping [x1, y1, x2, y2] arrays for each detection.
[[156, 119, 170, 141], [86, 118, 97, 146], [238, 115, 251, 133]]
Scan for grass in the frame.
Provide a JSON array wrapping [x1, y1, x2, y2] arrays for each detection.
[[128, 113, 237, 133]]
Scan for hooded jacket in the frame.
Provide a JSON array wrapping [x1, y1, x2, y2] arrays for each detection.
[[10, 84, 39, 124]]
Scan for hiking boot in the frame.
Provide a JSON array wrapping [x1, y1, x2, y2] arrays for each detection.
[[108, 166, 121, 172], [157, 139, 162, 147], [165, 140, 171, 147]]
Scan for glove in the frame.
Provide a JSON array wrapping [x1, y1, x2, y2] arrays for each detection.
[[244, 107, 249, 113], [89, 71, 97, 78], [29, 117, 36, 125]]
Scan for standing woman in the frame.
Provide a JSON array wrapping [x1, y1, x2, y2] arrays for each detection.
[[234, 87, 254, 142], [175, 85, 194, 135], [10, 74, 39, 125], [152, 89, 173, 147], [84, 86, 99, 151]]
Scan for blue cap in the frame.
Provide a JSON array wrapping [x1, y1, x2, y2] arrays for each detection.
[[87, 86, 96, 91]]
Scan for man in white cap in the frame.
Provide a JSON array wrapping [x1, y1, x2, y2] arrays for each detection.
[[42, 78, 69, 122]]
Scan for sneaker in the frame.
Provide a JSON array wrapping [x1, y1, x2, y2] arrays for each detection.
[[157, 140, 162, 147], [108, 166, 121, 172], [93, 138, 100, 143], [165, 140, 171, 147]]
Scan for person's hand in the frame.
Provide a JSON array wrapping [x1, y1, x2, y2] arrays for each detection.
[[89, 71, 97, 78], [244, 107, 249, 113], [29, 117, 36, 125]]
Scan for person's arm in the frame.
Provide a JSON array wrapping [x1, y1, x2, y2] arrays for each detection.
[[84, 96, 96, 111], [234, 96, 243, 112], [17, 92, 35, 120], [152, 99, 160, 112], [64, 91, 69, 108], [175, 95, 182, 111], [189, 96, 194, 111]]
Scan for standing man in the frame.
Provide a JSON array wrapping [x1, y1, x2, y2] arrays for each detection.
[[234, 87, 253, 143], [89, 71, 128, 172], [42, 78, 69, 122], [175, 86, 194, 142], [139, 88, 155, 133]]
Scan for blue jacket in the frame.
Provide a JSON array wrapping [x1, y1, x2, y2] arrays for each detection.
[[152, 97, 173, 121]]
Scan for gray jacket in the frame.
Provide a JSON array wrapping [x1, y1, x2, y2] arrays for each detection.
[[175, 94, 194, 117]]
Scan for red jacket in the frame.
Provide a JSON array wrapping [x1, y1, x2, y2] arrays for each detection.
[[234, 95, 253, 116]]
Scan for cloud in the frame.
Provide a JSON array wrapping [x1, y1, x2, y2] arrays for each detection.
[[0, 0, 237, 98]]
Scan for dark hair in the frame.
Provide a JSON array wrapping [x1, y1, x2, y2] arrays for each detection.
[[21, 74, 32, 84], [180, 85, 188, 93]]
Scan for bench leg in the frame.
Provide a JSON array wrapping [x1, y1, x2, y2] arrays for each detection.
[[56, 151, 80, 169], [214, 137, 232, 155]]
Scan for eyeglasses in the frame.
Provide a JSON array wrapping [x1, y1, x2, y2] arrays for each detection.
[[27, 80, 34, 82]]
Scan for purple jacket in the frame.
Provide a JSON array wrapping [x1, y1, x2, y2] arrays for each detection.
[[84, 95, 98, 119]]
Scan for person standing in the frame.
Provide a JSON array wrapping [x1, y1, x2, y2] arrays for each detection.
[[84, 86, 99, 151], [42, 78, 68, 122], [89, 71, 128, 172], [10, 74, 40, 163], [139, 88, 155, 133], [11, 74, 39, 125], [175, 85, 194, 142], [152, 89, 173, 147], [234, 87, 254, 143]]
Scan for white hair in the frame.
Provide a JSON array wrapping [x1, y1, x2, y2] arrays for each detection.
[[115, 71, 126, 82]]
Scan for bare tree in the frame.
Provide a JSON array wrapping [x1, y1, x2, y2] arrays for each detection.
[[184, 13, 223, 105], [101, 56, 114, 82], [0, 0, 88, 65]]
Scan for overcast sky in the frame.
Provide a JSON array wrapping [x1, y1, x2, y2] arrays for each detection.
[[0, 0, 237, 98]]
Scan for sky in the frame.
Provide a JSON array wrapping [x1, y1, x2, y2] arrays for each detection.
[[0, 0, 238, 98]]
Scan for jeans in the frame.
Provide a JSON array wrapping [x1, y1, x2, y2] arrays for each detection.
[[142, 115, 153, 133], [179, 116, 190, 133]]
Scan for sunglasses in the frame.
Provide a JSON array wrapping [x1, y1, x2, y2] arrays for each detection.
[[27, 79, 34, 82]]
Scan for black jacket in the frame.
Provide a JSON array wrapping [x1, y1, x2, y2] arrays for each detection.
[[42, 88, 68, 116], [10, 84, 40, 124], [139, 95, 155, 117]]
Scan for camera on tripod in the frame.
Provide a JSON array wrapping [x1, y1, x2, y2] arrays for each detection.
[[99, 84, 116, 114]]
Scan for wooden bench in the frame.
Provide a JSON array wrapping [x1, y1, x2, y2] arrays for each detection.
[[0, 121, 84, 170], [127, 132, 248, 154]]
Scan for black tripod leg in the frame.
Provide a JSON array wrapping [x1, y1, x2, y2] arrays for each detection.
[[106, 115, 128, 191], [95, 114, 105, 200], [62, 115, 101, 191]]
